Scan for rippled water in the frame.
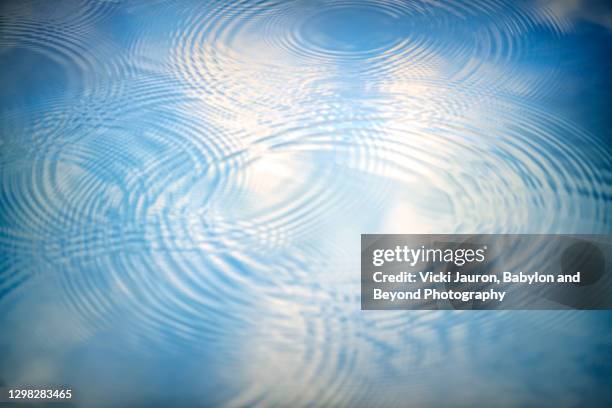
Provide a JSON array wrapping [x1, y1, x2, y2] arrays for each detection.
[[1, 0, 612, 406]]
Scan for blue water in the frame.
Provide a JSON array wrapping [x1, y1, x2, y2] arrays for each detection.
[[1, 0, 611, 406]]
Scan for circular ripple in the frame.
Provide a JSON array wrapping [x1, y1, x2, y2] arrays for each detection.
[[288, 1, 413, 61]]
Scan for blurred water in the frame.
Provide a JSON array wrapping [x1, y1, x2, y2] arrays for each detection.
[[1, 0, 611, 406]]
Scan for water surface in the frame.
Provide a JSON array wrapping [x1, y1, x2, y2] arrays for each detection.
[[1, 0, 611, 406]]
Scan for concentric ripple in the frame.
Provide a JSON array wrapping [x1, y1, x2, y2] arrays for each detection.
[[1, 0, 611, 406]]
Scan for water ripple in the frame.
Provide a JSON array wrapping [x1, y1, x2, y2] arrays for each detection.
[[1, 0, 611, 405]]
